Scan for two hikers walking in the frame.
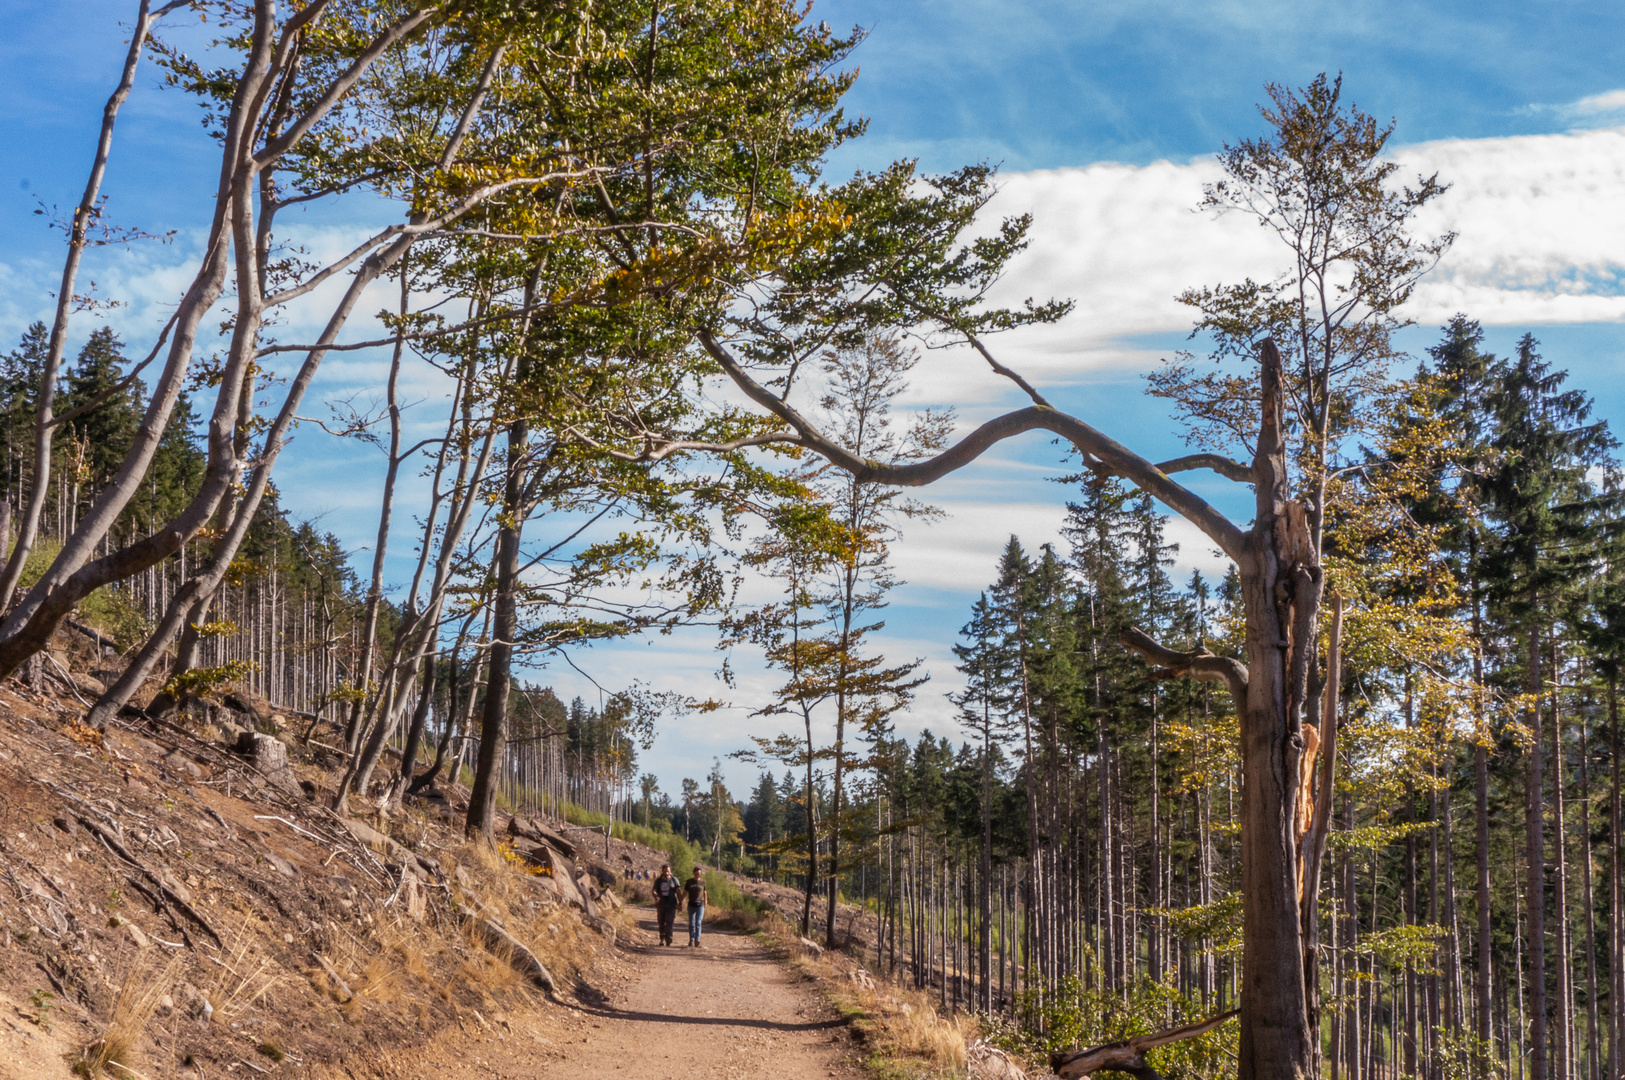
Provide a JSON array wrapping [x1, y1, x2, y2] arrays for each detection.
[[652, 863, 708, 947]]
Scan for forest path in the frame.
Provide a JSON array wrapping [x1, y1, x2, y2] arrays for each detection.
[[404, 909, 865, 1080]]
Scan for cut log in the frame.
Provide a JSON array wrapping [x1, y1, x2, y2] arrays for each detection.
[[66, 618, 118, 657], [1051, 1010, 1238, 1080], [506, 814, 576, 858]]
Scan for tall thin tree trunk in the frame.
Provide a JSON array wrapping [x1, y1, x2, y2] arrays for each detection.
[[1528, 591, 1549, 1080]]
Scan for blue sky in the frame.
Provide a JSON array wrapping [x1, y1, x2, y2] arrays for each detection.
[[1, 1, 1623, 797]]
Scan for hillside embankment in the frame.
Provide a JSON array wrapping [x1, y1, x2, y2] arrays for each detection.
[[0, 626, 1014, 1080]]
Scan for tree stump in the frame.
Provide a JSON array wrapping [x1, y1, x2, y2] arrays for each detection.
[[236, 731, 301, 795]]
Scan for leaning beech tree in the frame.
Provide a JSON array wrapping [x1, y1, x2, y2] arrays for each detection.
[[16, 0, 630, 693], [675, 77, 1449, 1080]]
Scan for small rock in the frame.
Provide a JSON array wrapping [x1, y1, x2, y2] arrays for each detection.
[[163, 751, 204, 780], [967, 1039, 1027, 1080], [160, 871, 193, 905], [264, 852, 297, 878], [126, 922, 151, 950]]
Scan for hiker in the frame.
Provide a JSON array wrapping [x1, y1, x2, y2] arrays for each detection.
[[652, 863, 680, 946], [684, 865, 709, 947]]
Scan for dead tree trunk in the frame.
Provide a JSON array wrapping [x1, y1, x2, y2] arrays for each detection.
[[707, 333, 1323, 1080]]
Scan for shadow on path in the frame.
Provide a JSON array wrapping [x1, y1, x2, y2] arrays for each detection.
[[583, 911, 843, 1034]]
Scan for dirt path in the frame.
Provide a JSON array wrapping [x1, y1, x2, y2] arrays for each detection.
[[408, 911, 865, 1080]]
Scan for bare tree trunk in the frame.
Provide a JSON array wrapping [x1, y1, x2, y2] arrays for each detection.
[[344, 267, 409, 752], [395, 649, 437, 796], [0, 0, 170, 610], [1552, 645, 1574, 1080], [87, 233, 415, 728], [1608, 676, 1621, 1080], [1528, 594, 1549, 1080], [1579, 711, 1600, 1080], [1236, 341, 1318, 1080], [466, 344, 531, 840]]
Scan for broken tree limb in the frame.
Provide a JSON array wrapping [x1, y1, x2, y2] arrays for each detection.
[[1050, 1010, 1238, 1080], [1120, 626, 1249, 710], [314, 952, 354, 1003]]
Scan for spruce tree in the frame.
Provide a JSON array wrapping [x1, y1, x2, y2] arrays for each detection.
[[0, 323, 48, 500], [62, 326, 141, 490], [1480, 334, 1620, 1080]]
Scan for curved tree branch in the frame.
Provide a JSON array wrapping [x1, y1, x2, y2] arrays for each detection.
[[1155, 452, 1252, 484], [1120, 626, 1249, 710], [699, 329, 1248, 562]]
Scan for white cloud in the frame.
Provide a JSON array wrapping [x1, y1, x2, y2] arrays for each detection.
[[1564, 89, 1625, 117], [1522, 88, 1625, 128], [965, 124, 1625, 393]]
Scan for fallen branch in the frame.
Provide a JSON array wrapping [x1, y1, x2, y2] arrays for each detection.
[[76, 814, 224, 947], [1050, 1010, 1238, 1080], [314, 952, 354, 1003], [65, 618, 119, 655]]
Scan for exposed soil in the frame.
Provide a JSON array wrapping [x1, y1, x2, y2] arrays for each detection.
[[0, 627, 874, 1080], [402, 910, 867, 1080]]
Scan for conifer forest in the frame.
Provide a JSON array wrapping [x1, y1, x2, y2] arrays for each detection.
[[6, 3, 1625, 1080]]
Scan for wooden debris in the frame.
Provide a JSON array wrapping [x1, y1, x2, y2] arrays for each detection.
[[314, 953, 354, 1003], [1050, 1010, 1238, 1080], [75, 814, 224, 947]]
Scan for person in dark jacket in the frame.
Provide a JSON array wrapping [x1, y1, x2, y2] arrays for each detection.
[[652, 864, 680, 946], [683, 865, 709, 947]]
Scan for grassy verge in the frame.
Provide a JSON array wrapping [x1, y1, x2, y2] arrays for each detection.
[[745, 908, 974, 1079], [561, 804, 767, 916]]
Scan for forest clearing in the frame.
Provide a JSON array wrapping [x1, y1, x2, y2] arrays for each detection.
[[1, 2, 1624, 1080]]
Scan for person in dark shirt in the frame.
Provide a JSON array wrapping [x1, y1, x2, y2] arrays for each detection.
[[683, 865, 709, 947], [652, 864, 680, 946]]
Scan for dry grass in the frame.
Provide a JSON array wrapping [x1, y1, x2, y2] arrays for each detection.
[[205, 913, 285, 1023], [758, 910, 972, 1078], [306, 834, 612, 1018], [76, 956, 182, 1079], [443, 837, 605, 989], [847, 979, 973, 1075]]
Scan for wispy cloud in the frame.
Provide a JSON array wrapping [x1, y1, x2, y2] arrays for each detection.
[[1522, 88, 1625, 128]]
